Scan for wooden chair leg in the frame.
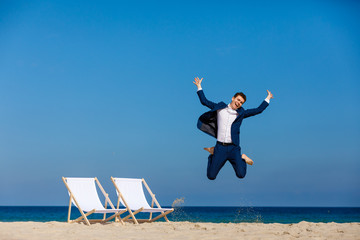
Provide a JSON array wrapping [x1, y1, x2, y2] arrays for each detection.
[[103, 210, 127, 224], [122, 208, 143, 224], [67, 196, 72, 223], [73, 209, 95, 226], [149, 210, 174, 223]]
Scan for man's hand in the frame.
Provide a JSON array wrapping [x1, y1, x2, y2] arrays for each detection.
[[193, 77, 203, 90], [266, 90, 274, 101]]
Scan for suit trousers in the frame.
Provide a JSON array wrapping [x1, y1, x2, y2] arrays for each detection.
[[207, 142, 247, 180]]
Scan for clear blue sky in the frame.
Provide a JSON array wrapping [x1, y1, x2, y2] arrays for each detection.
[[1, 0, 359, 207]]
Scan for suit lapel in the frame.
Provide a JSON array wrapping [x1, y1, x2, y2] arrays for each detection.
[[234, 107, 244, 122]]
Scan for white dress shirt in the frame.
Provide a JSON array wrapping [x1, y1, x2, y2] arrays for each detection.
[[217, 105, 238, 143]]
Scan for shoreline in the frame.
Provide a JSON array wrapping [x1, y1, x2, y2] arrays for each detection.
[[1, 221, 359, 240], [1, 206, 359, 224]]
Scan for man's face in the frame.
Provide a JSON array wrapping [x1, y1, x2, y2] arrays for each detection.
[[230, 95, 245, 110]]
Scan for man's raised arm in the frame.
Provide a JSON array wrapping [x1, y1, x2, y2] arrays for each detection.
[[244, 90, 274, 118], [193, 77, 216, 109]]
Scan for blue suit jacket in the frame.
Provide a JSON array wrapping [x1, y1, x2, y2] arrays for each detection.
[[197, 90, 269, 146]]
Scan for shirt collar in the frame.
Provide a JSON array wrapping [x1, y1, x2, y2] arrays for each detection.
[[227, 104, 238, 113]]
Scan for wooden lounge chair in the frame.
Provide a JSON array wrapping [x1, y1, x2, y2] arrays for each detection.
[[111, 177, 174, 224], [62, 177, 127, 226]]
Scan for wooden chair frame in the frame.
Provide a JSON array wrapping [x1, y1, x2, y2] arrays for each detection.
[[111, 177, 174, 224], [62, 177, 127, 226]]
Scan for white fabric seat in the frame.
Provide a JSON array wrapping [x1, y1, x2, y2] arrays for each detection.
[[111, 177, 174, 224]]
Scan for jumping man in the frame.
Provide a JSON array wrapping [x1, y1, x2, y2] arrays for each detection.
[[194, 77, 273, 180]]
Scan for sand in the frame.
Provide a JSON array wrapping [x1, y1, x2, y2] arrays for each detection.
[[1, 221, 359, 240]]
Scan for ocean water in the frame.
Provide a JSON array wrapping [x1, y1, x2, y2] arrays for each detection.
[[1, 206, 359, 223]]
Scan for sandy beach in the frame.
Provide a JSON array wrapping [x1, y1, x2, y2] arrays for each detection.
[[1, 221, 359, 240]]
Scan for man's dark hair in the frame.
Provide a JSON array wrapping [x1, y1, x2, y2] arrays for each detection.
[[233, 92, 246, 102]]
